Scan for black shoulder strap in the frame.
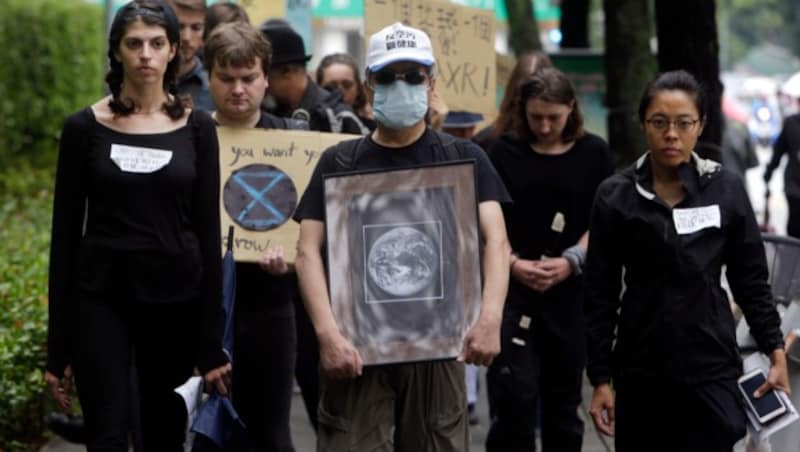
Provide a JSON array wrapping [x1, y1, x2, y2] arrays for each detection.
[[433, 130, 466, 161], [333, 137, 366, 171]]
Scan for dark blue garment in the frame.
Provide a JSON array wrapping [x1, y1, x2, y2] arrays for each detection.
[[192, 234, 247, 449]]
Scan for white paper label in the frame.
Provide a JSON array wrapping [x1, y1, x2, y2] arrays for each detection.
[[110, 144, 172, 173], [672, 205, 721, 235], [519, 315, 531, 330]]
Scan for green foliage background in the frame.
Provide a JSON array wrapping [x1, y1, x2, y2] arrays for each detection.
[[0, 0, 104, 168], [0, 0, 103, 448]]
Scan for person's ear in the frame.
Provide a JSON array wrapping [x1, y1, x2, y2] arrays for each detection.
[[697, 116, 706, 136], [168, 43, 177, 62]]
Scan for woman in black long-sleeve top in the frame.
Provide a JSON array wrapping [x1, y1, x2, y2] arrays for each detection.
[[44, 2, 231, 450], [586, 70, 790, 451]]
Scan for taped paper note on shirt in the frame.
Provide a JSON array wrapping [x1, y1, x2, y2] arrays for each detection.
[[672, 205, 720, 235], [110, 144, 172, 173]]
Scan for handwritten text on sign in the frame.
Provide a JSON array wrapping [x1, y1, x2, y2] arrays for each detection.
[[218, 127, 355, 262], [365, 0, 496, 117]]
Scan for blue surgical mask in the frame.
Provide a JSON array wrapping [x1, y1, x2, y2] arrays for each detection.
[[372, 81, 429, 129]]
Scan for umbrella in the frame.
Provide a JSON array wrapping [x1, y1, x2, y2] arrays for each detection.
[[191, 226, 247, 450]]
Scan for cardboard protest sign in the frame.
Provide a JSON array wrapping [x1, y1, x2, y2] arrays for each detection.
[[217, 127, 356, 262], [364, 0, 496, 118], [238, 0, 285, 28]]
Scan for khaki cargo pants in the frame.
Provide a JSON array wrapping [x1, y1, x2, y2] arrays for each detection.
[[317, 360, 468, 452]]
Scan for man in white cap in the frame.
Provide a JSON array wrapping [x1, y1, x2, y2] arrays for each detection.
[[293, 22, 511, 450]]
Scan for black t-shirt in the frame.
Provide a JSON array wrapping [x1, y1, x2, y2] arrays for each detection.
[[488, 132, 613, 301], [294, 128, 511, 223], [48, 107, 225, 375]]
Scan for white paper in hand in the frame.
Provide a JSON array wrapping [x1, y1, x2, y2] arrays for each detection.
[[174, 376, 204, 452]]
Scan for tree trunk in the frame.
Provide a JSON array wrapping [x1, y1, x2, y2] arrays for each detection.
[[655, 0, 723, 162], [604, 0, 656, 167], [560, 0, 590, 48], [504, 0, 542, 55]]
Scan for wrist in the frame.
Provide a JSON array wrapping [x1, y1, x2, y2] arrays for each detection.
[[769, 348, 786, 365]]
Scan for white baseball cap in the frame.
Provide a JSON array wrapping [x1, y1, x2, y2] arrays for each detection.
[[366, 22, 435, 73]]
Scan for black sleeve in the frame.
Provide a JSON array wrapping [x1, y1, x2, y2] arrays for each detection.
[[584, 182, 624, 386], [464, 142, 511, 204], [191, 110, 228, 374], [293, 147, 337, 222], [765, 118, 791, 181], [47, 110, 90, 377], [723, 176, 784, 355]]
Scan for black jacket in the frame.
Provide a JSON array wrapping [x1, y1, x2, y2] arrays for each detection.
[[268, 77, 368, 135], [765, 113, 800, 199], [585, 153, 783, 386]]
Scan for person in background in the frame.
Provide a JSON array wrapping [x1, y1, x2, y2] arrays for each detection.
[[44, 2, 230, 449], [473, 51, 552, 150], [260, 20, 368, 135], [764, 97, 800, 237], [316, 52, 376, 131], [442, 109, 486, 426], [165, 0, 213, 111], [587, 70, 789, 451], [485, 67, 613, 452], [203, 1, 249, 42], [205, 21, 309, 451], [294, 22, 510, 451]]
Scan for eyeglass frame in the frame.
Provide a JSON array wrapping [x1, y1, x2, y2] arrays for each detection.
[[644, 115, 702, 132]]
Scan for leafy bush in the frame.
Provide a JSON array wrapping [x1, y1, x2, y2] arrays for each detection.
[[0, 0, 104, 167], [0, 167, 53, 450]]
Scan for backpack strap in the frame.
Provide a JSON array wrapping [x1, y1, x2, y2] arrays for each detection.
[[433, 130, 466, 161], [333, 137, 366, 171]]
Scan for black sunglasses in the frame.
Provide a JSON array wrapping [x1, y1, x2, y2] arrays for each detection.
[[372, 68, 428, 86]]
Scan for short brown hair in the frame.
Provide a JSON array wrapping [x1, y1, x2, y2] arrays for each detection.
[[204, 2, 250, 41], [515, 67, 584, 143], [204, 22, 272, 76], [165, 0, 205, 13]]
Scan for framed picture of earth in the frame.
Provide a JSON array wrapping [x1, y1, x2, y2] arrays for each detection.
[[324, 160, 482, 366]]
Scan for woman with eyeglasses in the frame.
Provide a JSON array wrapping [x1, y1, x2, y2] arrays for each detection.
[[585, 70, 790, 451], [316, 53, 376, 131], [485, 67, 613, 452], [44, 2, 230, 449]]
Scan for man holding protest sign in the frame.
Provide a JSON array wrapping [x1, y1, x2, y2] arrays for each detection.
[[205, 21, 308, 452], [294, 23, 511, 450]]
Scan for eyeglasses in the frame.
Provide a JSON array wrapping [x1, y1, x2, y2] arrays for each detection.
[[645, 117, 700, 132], [372, 69, 428, 86], [323, 80, 356, 92]]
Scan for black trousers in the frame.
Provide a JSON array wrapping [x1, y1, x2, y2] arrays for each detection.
[[787, 195, 800, 239], [72, 295, 197, 452], [232, 302, 297, 451], [486, 287, 586, 452], [614, 376, 746, 452]]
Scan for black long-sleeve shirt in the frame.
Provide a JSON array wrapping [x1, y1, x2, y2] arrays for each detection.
[[586, 153, 783, 386], [47, 107, 226, 377], [765, 113, 800, 199]]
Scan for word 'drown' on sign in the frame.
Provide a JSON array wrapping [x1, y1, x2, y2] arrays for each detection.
[[365, 0, 496, 117]]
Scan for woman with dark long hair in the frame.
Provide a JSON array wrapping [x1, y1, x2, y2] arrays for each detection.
[[486, 67, 613, 452], [316, 52, 376, 131], [44, 2, 230, 449]]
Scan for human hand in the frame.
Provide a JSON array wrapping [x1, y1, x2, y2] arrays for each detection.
[[204, 362, 233, 396], [257, 245, 290, 275], [318, 331, 363, 379], [589, 383, 615, 436], [755, 349, 791, 397], [45, 366, 73, 412], [458, 312, 501, 366], [512, 258, 571, 293]]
